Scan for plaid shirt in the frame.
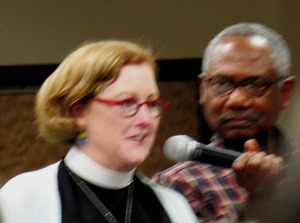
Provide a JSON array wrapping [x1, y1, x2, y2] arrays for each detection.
[[152, 162, 247, 222], [152, 127, 292, 223]]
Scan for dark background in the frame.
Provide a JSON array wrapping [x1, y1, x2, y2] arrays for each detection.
[[0, 58, 212, 186]]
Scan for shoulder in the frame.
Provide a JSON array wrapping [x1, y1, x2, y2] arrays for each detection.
[[138, 171, 192, 202], [0, 161, 62, 223], [137, 173, 198, 222], [1, 161, 60, 198], [152, 161, 213, 181], [152, 161, 235, 194]]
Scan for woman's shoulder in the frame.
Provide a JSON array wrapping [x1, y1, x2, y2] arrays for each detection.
[[136, 172, 198, 222], [1, 161, 60, 196], [0, 161, 62, 223]]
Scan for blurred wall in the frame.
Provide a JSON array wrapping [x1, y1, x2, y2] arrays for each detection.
[[0, 79, 201, 186], [0, 1, 300, 184]]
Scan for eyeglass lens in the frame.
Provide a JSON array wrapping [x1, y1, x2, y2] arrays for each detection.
[[205, 76, 283, 96]]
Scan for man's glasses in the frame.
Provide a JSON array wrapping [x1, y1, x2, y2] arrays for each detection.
[[204, 76, 284, 97], [92, 97, 169, 118]]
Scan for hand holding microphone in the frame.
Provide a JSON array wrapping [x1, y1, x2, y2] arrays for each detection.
[[163, 135, 242, 168]]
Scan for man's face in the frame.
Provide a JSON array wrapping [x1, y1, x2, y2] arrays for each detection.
[[200, 35, 283, 143]]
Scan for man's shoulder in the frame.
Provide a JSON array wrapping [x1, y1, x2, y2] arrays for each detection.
[[152, 160, 235, 184], [161, 161, 204, 173], [152, 161, 214, 180]]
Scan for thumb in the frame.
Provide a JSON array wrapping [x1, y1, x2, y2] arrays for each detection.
[[244, 139, 260, 152]]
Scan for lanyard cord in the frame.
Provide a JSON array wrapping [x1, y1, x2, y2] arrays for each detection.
[[66, 166, 134, 223]]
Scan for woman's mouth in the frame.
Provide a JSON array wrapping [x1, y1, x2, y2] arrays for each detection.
[[127, 134, 146, 144]]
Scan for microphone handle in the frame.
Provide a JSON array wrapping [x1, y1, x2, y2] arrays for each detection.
[[191, 144, 242, 168]]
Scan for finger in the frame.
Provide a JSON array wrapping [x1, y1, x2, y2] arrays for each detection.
[[236, 152, 266, 191], [232, 152, 255, 170], [247, 151, 267, 167], [255, 154, 274, 184], [244, 139, 260, 152], [274, 156, 284, 168], [252, 154, 283, 192], [269, 156, 284, 176], [232, 152, 256, 188]]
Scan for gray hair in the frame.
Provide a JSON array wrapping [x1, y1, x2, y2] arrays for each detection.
[[202, 23, 291, 77]]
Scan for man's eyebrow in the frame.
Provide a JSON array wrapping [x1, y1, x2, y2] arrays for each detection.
[[210, 74, 267, 80]]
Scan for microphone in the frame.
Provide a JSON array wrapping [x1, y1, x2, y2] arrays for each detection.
[[163, 135, 242, 168]]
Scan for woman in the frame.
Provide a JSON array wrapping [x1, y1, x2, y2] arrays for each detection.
[[0, 40, 197, 223]]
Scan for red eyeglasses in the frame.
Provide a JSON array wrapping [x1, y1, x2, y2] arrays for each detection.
[[93, 97, 169, 118]]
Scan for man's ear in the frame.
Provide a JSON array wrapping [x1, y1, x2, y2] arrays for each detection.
[[279, 76, 296, 109], [198, 73, 207, 104]]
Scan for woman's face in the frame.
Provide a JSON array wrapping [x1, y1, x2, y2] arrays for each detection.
[[75, 63, 161, 172]]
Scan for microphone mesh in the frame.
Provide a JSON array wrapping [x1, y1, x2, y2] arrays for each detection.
[[163, 135, 194, 161]]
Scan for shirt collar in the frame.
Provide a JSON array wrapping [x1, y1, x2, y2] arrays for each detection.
[[209, 133, 224, 148], [64, 146, 135, 189]]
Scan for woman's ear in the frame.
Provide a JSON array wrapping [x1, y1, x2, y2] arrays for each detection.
[[70, 102, 87, 127], [279, 76, 296, 109]]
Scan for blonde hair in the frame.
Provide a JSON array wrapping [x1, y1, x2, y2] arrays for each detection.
[[35, 40, 156, 145]]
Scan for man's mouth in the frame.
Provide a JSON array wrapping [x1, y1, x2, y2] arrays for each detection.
[[217, 112, 260, 130], [217, 111, 260, 126], [221, 118, 255, 128]]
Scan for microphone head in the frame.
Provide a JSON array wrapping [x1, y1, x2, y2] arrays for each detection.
[[163, 135, 196, 161]]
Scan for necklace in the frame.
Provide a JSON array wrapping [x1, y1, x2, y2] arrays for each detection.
[[66, 166, 134, 223]]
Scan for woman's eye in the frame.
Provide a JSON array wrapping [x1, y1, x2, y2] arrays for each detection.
[[121, 99, 136, 108], [150, 100, 165, 110], [151, 100, 161, 106]]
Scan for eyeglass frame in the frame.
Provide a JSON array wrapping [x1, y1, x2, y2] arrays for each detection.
[[92, 97, 170, 118], [203, 75, 285, 97]]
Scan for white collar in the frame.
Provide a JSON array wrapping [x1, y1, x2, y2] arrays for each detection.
[[64, 146, 135, 189]]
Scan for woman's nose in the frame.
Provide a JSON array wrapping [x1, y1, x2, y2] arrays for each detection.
[[134, 104, 153, 125]]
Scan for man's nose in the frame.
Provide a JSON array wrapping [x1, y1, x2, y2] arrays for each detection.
[[225, 87, 251, 108]]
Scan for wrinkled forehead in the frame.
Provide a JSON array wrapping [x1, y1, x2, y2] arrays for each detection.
[[207, 35, 276, 78], [212, 35, 271, 54]]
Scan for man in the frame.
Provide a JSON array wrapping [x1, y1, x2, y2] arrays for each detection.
[[152, 23, 296, 222]]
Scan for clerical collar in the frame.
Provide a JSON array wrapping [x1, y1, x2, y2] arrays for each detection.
[[64, 146, 135, 189]]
